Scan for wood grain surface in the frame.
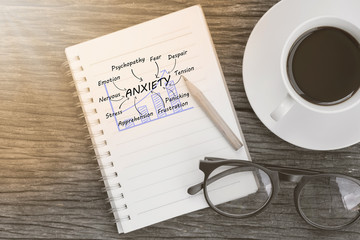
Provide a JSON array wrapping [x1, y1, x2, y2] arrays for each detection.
[[1, 0, 359, 239]]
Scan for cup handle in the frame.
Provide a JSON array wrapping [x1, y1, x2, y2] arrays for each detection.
[[270, 94, 296, 121]]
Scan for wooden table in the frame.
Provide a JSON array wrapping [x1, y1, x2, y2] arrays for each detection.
[[1, 0, 359, 239]]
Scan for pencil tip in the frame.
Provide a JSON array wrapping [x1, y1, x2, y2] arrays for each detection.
[[181, 75, 187, 82]]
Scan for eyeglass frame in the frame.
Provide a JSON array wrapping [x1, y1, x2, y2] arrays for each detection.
[[187, 157, 360, 230]]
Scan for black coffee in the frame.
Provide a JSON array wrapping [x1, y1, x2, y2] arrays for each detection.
[[287, 27, 360, 105]]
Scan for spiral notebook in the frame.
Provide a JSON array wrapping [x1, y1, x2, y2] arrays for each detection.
[[65, 5, 255, 233]]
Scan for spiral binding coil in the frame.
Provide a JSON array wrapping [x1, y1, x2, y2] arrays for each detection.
[[96, 159, 114, 169], [101, 183, 122, 192], [107, 204, 128, 213], [86, 130, 104, 140], [99, 171, 118, 181], [106, 193, 125, 202], [113, 215, 131, 223], [65, 56, 130, 223]]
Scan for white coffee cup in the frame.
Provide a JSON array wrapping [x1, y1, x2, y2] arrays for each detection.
[[271, 16, 360, 121]]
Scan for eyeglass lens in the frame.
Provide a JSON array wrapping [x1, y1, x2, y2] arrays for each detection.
[[298, 175, 360, 228], [205, 165, 272, 216]]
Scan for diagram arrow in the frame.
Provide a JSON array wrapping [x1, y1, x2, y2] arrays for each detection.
[[131, 69, 143, 82], [154, 61, 159, 78], [169, 59, 176, 73], [151, 91, 165, 107], [110, 96, 124, 102], [118, 97, 129, 109], [172, 75, 182, 86], [134, 96, 142, 115], [113, 81, 126, 91]]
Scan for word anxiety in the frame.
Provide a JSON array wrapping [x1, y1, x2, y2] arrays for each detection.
[[125, 75, 171, 98]]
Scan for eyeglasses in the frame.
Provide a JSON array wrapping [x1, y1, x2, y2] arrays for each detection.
[[187, 157, 360, 230]]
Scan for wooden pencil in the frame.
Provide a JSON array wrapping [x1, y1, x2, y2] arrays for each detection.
[[182, 75, 243, 150]]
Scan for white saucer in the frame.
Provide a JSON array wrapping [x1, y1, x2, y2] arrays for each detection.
[[243, 0, 360, 150]]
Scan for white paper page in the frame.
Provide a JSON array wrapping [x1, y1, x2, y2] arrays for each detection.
[[66, 5, 256, 233]]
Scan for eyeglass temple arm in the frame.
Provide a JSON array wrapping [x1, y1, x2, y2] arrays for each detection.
[[187, 166, 254, 195]]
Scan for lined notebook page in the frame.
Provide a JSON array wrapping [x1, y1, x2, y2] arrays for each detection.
[[66, 5, 256, 233]]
